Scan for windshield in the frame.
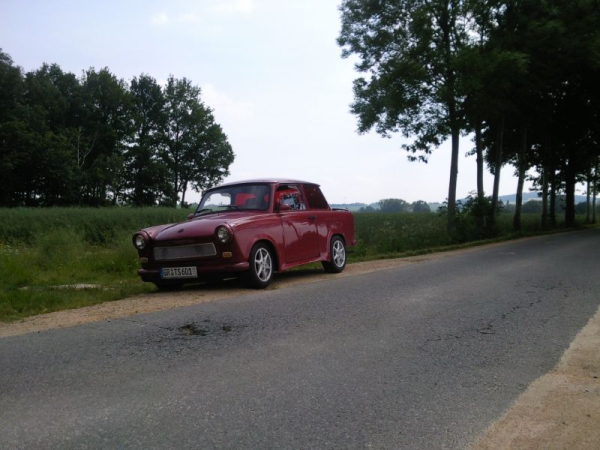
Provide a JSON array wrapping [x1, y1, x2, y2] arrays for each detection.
[[196, 184, 271, 216]]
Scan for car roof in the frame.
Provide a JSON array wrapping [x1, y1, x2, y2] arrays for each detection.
[[209, 178, 318, 190]]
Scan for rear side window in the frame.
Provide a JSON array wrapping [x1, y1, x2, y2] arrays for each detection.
[[275, 185, 306, 211], [303, 184, 329, 210]]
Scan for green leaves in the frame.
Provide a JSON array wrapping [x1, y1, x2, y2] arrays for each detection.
[[0, 52, 234, 207], [162, 76, 234, 206]]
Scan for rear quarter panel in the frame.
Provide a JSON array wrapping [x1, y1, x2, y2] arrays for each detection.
[[319, 210, 355, 258]]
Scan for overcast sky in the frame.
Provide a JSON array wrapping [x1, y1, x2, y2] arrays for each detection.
[[1, 0, 546, 204]]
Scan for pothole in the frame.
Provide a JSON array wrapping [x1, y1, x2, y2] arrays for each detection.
[[178, 320, 234, 336], [179, 324, 207, 336]]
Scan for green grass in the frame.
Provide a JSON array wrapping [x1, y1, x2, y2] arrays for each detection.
[[0, 207, 593, 322], [0, 207, 190, 245]]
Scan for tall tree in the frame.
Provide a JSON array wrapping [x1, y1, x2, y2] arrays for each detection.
[[338, 0, 468, 231], [126, 74, 168, 206], [0, 49, 25, 206], [77, 68, 130, 205], [162, 76, 233, 206], [21, 64, 81, 205]]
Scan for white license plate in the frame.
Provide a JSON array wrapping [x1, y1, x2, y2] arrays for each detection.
[[161, 266, 198, 279]]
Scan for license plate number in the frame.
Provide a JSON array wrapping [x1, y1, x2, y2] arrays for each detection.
[[161, 266, 197, 279]]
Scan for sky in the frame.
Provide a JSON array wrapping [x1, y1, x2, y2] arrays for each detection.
[[0, 0, 552, 205]]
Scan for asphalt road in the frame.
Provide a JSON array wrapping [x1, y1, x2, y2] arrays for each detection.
[[1, 229, 600, 449]]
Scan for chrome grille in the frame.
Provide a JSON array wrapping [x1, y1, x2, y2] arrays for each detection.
[[154, 243, 217, 261]]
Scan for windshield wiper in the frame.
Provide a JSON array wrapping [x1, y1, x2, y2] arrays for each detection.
[[226, 205, 242, 211], [195, 208, 213, 216]]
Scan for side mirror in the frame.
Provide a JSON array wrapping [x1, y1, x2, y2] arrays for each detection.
[[278, 203, 292, 212], [187, 213, 195, 220]]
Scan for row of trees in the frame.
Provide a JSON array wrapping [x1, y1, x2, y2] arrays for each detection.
[[339, 0, 600, 231], [372, 198, 432, 213], [0, 49, 234, 207]]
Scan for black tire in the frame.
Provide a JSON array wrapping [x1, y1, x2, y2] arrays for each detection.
[[322, 236, 346, 273], [243, 243, 275, 289], [153, 281, 184, 291]]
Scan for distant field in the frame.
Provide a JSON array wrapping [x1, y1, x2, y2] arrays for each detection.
[[0, 207, 585, 321]]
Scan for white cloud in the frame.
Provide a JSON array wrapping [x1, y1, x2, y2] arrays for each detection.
[[150, 13, 169, 26], [210, 0, 255, 14]]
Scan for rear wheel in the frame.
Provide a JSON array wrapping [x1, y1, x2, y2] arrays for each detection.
[[243, 243, 274, 289], [322, 236, 346, 273]]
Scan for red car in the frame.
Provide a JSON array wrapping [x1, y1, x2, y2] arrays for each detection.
[[133, 179, 356, 289]]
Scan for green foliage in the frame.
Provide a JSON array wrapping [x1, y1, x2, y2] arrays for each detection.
[[378, 198, 410, 213], [0, 207, 191, 245], [0, 51, 234, 207], [338, 0, 471, 229], [411, 200, 431, 213], [451, 196, 498, 242], [353, 213, 452, 258], [338, 1, 600, 231], [162, 76, 234, 206], [522, 200, 543, 214]]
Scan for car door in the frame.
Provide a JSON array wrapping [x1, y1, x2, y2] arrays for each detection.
[[276, 185, 319, 263]]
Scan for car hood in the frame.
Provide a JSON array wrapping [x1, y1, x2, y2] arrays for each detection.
[[148, 211, 266, 242]]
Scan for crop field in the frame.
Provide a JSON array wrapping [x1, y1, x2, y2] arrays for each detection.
[[0, 207, 582, 321]]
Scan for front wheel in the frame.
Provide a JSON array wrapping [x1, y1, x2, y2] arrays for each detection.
[[243, 243, 274, 289], [322, 236, 346, 273]]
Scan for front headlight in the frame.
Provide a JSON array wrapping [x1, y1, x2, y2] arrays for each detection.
[[216, 226, 231, 243], [134, 234, 146, 250]]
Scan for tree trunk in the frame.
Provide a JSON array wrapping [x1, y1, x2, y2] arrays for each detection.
[[475, 119, 484, 200], [180, 180, 188, 207], [593, 165, 598, 224], [586, 169, 591, 223], [549, 166, 557, 227], [541, 164, 549, 229], [513, 128, 527, 231], [490, 117, 505, 223], [565, 158, 576, 228], [446, 127, 460, 233]]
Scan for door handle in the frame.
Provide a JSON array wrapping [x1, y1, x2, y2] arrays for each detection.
[[308, 215, 316, 220]]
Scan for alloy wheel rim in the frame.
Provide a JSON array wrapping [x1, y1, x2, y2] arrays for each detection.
[[333, 241, 346, 267], [255, 248, 273, 282]]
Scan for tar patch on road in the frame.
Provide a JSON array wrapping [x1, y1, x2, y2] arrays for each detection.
[[179, 320, 234, 337]]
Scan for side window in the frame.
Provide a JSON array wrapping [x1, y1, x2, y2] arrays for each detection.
[[303, 184, 329, 210], [276, 185, 306, 211]]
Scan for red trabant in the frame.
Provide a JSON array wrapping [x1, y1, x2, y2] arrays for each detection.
[[133, 179, 356, 289]]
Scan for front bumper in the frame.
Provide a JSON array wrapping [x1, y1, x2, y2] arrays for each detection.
[[138, 262, 250, 282]]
